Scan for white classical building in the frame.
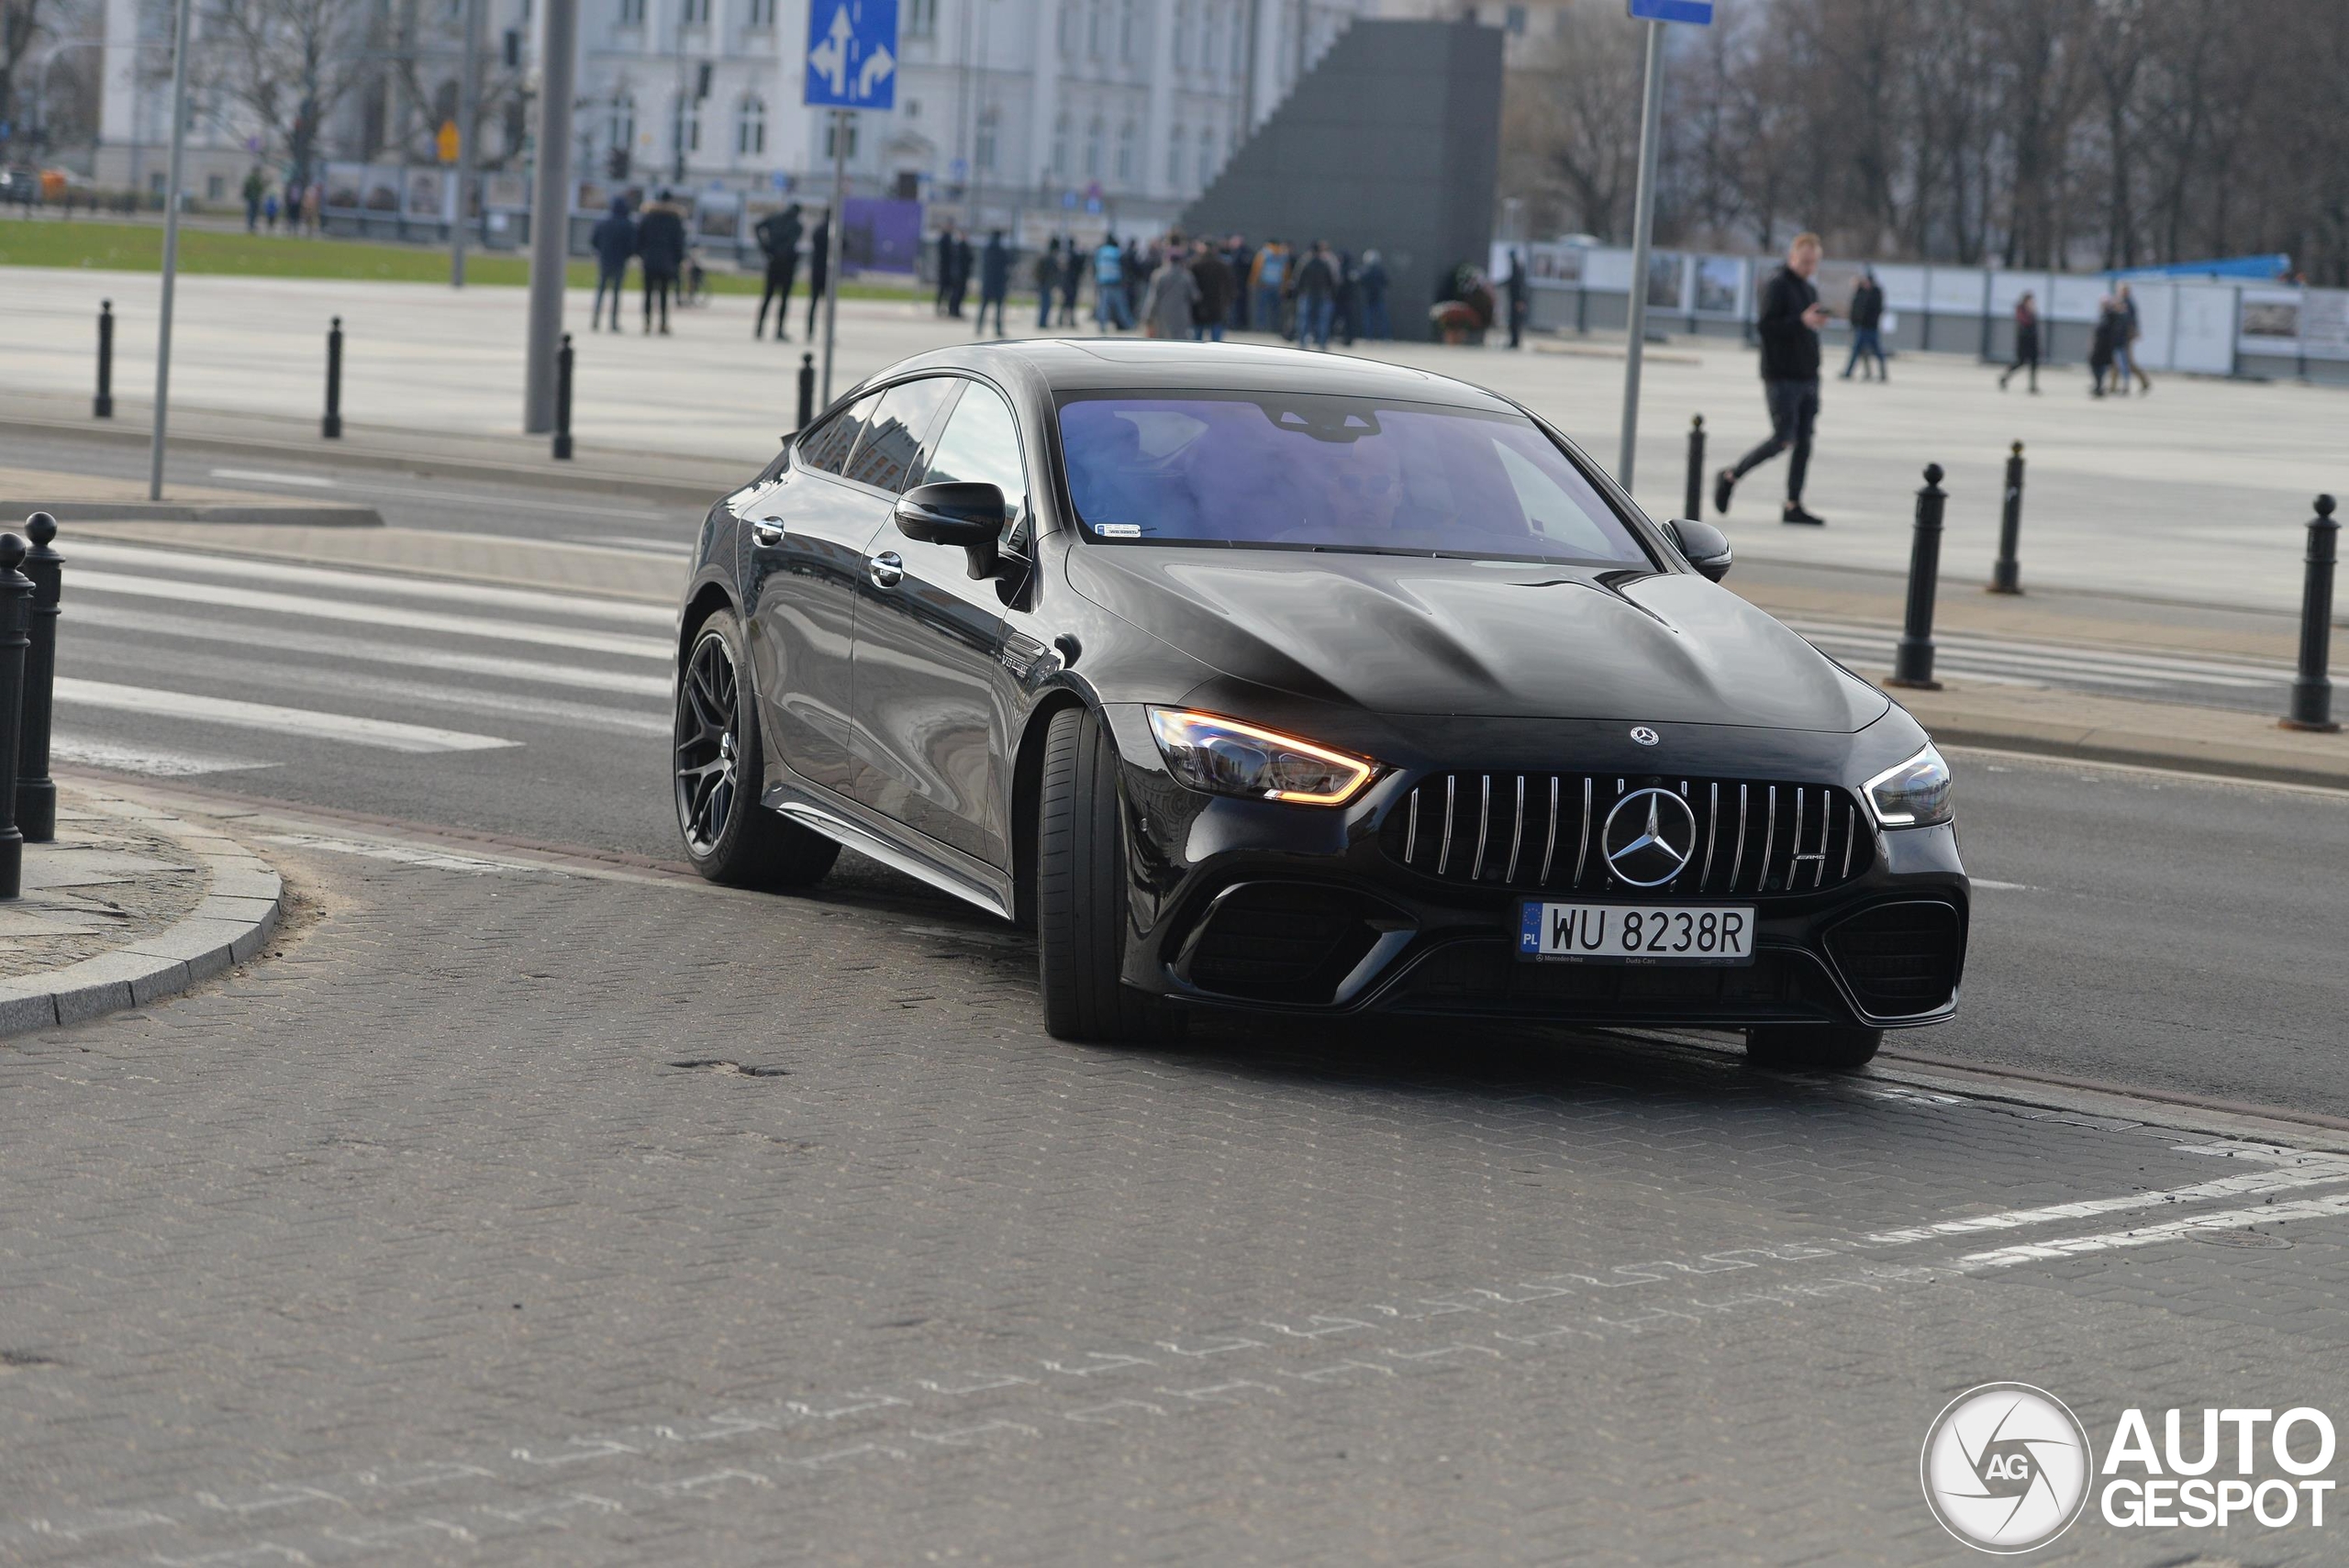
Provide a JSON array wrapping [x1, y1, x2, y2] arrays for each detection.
[[94, 0, 1397, 237]]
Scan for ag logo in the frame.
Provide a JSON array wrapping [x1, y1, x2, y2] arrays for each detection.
[[1920, 1384, 2092, 1553]]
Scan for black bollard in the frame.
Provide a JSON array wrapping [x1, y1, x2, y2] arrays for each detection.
[[0, 534, 29, 900], [1685, 415, 1707, 520], [552, 333, 575, 461], [796, 352, 816, 430], [2282, 495, 2339, 733], [323, 317, 344, 439], [17, 514, 60, 843], [95, 300, 115, 418], [1887, 464, 1948, 692], [1988, 440, 2025, 595]]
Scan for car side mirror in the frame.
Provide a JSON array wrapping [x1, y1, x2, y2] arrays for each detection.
[[1663, 517, 1732, 582], [896, 481, 1008, 580]]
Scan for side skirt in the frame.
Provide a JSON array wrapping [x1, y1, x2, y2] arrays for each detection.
[[759, 768, 1017, 922]]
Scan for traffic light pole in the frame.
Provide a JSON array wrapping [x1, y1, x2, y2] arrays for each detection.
[[524, 0, 578, 434], [452, 0, 483, 287]]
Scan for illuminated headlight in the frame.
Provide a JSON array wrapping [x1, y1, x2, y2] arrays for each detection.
[[1865, 744, 1954, 828], [1145, 708, 1379, 806]]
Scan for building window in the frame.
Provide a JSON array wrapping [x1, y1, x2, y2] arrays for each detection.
[[1165, 121, 1183, 186], [745, 0, 773, 27], [680, 0, 707, 25], [1084, 115, 1103, 179], [1120, 0, 1141, 63], [1230, 4, 1245, 76], [736, 95, 765, 156], [1115, 118, 1135, 183], [608, 93, 636, 153], [1197, 126, 1216, 185], [976, 107, 997, 172], [674, 94, 701, 156], [824, 117, 858, 159], [618, 0, 642, 26], [1087, 0, 1106, 58], [1172, 0, 1189, 67], [1201, 2, 1219, 74], [206, 172, 226, 200], [1058, 5, 1076, 58], [1051, 112, 1070, 177], [906, 0, 938, 39], [1504, 4, 1526, 35]]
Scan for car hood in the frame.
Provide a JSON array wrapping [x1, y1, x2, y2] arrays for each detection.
[[1063, 546, 1889, 732]]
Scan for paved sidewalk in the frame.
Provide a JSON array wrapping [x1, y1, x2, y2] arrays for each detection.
[[8, 265, 2348, 608], [0, 779, 284, 1032]]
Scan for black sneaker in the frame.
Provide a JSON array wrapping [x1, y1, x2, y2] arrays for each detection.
[[1712, 469, 1736, 517], [1782, 504, 1826, 527]]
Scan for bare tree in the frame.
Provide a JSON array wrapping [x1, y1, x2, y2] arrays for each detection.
[[190, 0, 386, 183], [1504, 0, 1650, 243], [0, 0, 90, 143]]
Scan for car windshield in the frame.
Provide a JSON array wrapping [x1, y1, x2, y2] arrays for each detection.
[[1056, 392, 1651, 566]]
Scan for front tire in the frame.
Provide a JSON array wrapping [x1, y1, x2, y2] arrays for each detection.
[[1744, 1024, 1883, 1072], [1036, 706, 1178, 1043], [674, 608, 841, 889]]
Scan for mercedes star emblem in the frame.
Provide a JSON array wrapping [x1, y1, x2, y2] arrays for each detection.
[[1630, 726, 1661, 746], [1602, 787, 1698, 887]]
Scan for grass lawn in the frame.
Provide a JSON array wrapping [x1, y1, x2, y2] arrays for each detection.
[[0, 218, 925, 299]]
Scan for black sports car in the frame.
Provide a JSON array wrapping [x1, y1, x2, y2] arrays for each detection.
[[673, 340, 1967, 1068]]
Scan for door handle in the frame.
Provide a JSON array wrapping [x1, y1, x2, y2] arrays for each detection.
[[751, 517, 785, 549], [868, 550, 904, 588]]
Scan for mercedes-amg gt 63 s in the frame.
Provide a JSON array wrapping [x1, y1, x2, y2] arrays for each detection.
[[672, 340, 1968, 1068]]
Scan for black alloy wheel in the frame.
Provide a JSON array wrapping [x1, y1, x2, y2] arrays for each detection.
[[1036, 706, 1183, 1044], [1744, 1024, 1884, 1072], [674, 608, 841, 888]]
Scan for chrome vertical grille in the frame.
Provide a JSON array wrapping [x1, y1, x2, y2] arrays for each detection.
[[1389, 772, 1873, 897]]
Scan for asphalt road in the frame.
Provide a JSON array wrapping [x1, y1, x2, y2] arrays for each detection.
[[26, 441, 2349, 1120]]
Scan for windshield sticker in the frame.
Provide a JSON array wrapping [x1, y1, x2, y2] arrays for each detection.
[[1095, 523, 1142, 538]]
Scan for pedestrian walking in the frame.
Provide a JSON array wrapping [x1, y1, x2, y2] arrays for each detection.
[[1035, 239, 1063, 330], [976, 230, 1010, 337], [241, 167, 264, 232], [590, 195, 636, 333], [753, 202, 803, 340], [804, 211, 831, 340], [1998, 291, 2040, 393], [1223, 234, 1252, 331], [933, 228, 957, 315], [1057, 240, 1081, 327], [263, 190, 280, 230], [636, 189, 687, 335], [1141, 249, 1200, 340], [1121, 236, 1146, 326], [2088, 295, 2122, 397], [1842, 267, 1887, 381], [2116, 282, 2152, 395], [1188, 239, 1234, 342], [1506, 250, 1528, 349], [1251, 240, 1287, 337], [1092, 234, 1130, 332], [1294, 241, 1338, 350], [1359, 249, 1391, 340], [948, 230, 974, 319], [1713, 232, 1831, 527]]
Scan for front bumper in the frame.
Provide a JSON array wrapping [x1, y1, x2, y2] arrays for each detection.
[[1102, 706, 1970, 1030]]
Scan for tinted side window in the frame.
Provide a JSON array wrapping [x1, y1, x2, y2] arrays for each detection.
[[843, 377, 958, 495], [918, 383, 1029, 543], [798, 391, 881, 477]]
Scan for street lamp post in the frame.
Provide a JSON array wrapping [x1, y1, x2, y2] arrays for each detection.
[[147, 0, 195, 502], [1616, 17, 1665, 491], [524, 0, 579, 434]]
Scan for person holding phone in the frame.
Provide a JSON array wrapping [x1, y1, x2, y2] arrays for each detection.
[[1715, 233, 1831, 526]]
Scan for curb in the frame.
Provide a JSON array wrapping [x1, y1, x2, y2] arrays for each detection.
[[0, 500, 383, 527], [0, 802, 284, 1037]]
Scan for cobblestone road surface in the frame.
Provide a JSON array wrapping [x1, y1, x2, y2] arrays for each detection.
[[2, 838, 2344, 1565]]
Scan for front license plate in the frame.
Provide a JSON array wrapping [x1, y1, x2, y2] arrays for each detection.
[[1519, 901, 1756, 965]]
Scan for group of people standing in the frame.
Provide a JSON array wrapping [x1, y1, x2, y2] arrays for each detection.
[[1017, 231, 1390, 348], [930, 228, 1016, 337], [240, 169, 320, 235]]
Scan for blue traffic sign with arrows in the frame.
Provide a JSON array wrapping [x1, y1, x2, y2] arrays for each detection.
[[1629, 0, 1713, 22], [805, 0, 898, 111]]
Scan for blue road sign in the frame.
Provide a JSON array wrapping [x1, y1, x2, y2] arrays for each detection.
[[805, 0, 898, 111], [1629, 0, 1712, 23]]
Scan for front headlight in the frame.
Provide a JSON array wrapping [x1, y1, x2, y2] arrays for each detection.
[[1145, 708, 1379, 806], [1865, 743, 1954, 828]]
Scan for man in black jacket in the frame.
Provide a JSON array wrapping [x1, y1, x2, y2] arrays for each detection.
[[754, 203, 803, 341], [1842, 266, 1886, 381], [635, 191, 688, 336], [805, 212, 831, 340], [1716, 232, 1831, 526]]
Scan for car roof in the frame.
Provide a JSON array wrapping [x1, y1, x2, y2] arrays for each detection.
[[871, 339, 1521, 412]]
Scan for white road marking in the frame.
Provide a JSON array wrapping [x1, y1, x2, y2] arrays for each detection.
[[67, 541, 674, 625], [260, 834, 567, 876], [54, 679, 520, 753], [1958, 1189, 2349, 1269], [207, 468, 340, 489], [1864, 1154, 2349, 1247], [49, 734, 280, 777], [69, 572, 671, 659], [68, 602, 674, 696]]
